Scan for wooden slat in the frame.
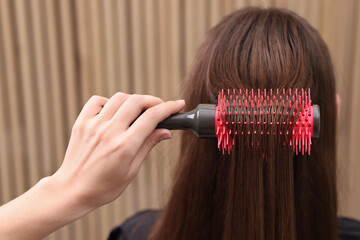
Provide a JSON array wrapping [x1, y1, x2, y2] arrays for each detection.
[[158, 0, 171, 100], [184, 0, 197, 76], [90, 0, 106, 96], [0, 0, 26, 197], [131, 0, 147, 94], [347, 0, 360, 218], [43, 0, 67, 170], [13, 0, 42, 187], [197, 0, 208, 44], [0, 98, 5, 203], [234, 0, 249, 10], [59, 0, 80, 128], [280, 0, 301, 16], [29, 0, 54, 178], [0, 13, 11, 204], [75, 0, 92, 103], [116, 0, 131, 93], [104, 0, 117, 96], [306, 0, 321, 29], [332, 0, 358, 195], [223, 0, 235, 16], [210, 0, 222, 28]]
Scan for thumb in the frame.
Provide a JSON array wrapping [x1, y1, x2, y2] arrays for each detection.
[[128, 129, 172, 176], [145, 128, 173, 151]]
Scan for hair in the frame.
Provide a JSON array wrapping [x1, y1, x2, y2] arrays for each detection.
[[150, 7, 337, 240]]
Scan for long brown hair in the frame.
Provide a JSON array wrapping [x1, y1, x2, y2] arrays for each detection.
[[150, 7, 337, 240]]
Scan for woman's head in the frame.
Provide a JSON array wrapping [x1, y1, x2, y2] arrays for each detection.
[[151, 7, 337, 240]]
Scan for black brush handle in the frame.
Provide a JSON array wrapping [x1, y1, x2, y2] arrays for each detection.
[[156, 104, 216, 138]]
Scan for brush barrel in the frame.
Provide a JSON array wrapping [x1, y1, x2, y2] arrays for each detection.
[[156, 103, 320, 139], [312, 104, 320, 138], [156, 89, 321, 155], [156, 104, 216, 137]]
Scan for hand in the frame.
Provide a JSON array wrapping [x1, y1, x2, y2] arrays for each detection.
[[0, 92, 185, 240], [52, 92, 185, 210]]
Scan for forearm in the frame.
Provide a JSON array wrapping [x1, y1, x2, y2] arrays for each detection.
[[0, 176, 92, 240]]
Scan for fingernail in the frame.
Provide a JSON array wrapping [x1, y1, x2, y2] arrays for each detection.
[[160, 133, 172, 141], [176, 99, 185, 104]]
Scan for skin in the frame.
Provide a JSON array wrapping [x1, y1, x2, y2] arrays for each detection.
[[0, 92, 185, 240], [336, 94, 341, 117]]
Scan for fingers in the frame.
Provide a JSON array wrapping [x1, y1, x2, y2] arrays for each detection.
[[127, 128, 172, 177], [125, 100, 185, 149], [97, 92, 129, 121], [111, 94, 164, 129], [77, 95, 109, 121]]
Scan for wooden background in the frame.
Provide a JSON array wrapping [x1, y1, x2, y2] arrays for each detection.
[[0, 0, 359, 239]]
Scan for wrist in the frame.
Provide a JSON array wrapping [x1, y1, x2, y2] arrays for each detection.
[[43, 174, 94, 223], [0, 176, 94, 240]]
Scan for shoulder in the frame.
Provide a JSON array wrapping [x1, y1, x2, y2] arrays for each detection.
[[339, 217, 360, 240], [108, 209, 162, 240], [108, 213, 360, 239]]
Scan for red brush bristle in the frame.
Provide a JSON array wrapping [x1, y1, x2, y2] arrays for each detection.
[[215, 88, 314, 155]]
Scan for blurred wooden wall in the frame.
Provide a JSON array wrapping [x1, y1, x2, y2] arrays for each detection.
[[0, 0, 359, 239]]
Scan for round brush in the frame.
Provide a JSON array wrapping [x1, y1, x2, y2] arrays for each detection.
[[156, 88, 320, 155]]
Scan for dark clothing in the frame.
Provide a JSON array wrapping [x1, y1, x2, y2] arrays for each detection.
[[339, 217, 360, 240], [107, 210, 161, 240], [108, 210, 360, 240]]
